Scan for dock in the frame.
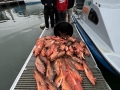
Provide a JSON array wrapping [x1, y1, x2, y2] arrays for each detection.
[[0, 0, 24, 6], [10, 19, 111, 90]]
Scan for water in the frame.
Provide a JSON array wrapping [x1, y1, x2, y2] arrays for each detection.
[[0, 2, 120, 90], [95, 59, 120, 90], [0, 2, 44, 90]]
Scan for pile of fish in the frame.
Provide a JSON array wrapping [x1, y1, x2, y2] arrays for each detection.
[[33, 36, 96, 90]]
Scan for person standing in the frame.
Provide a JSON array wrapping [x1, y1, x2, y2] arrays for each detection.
[[41, 0, 55, 30], [66, 0, 75, 23], [56, 0, 68, 22], [54, 3, 59, 24]]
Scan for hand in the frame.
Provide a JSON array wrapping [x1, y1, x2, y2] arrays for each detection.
[[45, 3, 47, 5], [51, 3, 53, 6]]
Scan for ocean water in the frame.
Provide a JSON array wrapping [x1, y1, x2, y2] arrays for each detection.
[[0, 2, 44, 90]]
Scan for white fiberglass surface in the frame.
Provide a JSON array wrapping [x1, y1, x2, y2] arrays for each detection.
[[78, 19, 113, 53], [106, 54, 120, 74], [100, 8, 120, 54], [77, 19, 120, 73], [93, 0, 120, 4]]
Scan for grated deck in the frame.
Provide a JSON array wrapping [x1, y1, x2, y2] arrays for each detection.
[[12, 24, 111, 90]]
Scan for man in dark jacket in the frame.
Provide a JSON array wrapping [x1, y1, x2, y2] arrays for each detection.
[[41, 0, 55, 30], [66, 0, 75, 23]]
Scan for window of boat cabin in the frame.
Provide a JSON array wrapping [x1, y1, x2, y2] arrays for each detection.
[[88, 8, 98, 25]]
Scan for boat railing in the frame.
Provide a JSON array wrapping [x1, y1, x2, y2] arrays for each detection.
[[73, 0, 83, 19], [75, 0, 84, 9]]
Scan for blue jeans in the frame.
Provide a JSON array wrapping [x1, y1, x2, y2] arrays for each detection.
[[58, 11, 66, 22]]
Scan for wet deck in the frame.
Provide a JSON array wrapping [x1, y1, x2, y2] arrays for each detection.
[[10, 23, 111, 90]]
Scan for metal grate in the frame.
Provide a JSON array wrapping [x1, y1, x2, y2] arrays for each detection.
[[13, 26, 111, 90], [14, 69, 36, 90], [14, 59, 110, 90]]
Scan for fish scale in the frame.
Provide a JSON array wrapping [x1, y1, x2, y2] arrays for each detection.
[[11, 25, 111, 90]]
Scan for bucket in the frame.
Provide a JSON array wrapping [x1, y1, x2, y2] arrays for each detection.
[[54, 21, 73, 37]]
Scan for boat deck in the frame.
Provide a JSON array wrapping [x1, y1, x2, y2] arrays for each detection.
[[10, 23, 111, 90]]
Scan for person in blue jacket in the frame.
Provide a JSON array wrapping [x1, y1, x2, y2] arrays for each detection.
[[41, 0, 55, 30]]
